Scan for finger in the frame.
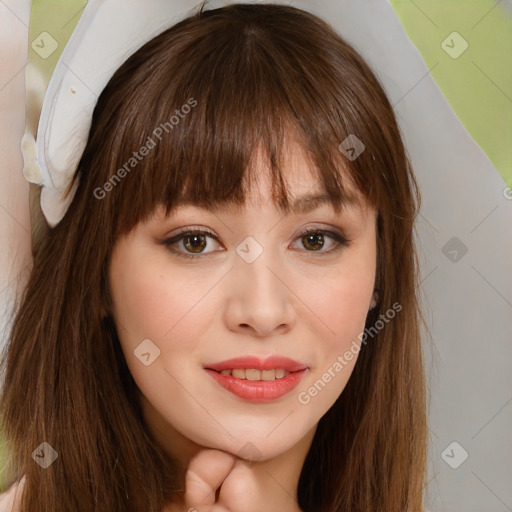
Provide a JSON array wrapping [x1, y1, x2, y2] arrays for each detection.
[[186, 506, 226, 512], [185, 449, 236, 508]]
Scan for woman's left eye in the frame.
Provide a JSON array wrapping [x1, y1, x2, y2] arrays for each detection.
[[162, 227, 350, 260], [292, 228, 349, 254]]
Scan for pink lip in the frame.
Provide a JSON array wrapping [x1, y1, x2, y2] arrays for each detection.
[[204, 356, 308, 403], [204, 355, 308, 373], [205, 369, 307, 402]]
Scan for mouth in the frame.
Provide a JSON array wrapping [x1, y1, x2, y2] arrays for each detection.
[[212, 368, 292, 380], [204, 356, 308, 402]]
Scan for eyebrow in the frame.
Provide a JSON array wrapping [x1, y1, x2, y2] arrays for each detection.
[[286, 193, 341, 215]]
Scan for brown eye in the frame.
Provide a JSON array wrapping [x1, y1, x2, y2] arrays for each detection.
[[293, 228, 349, 255], [162, 229, 222, 259], [301, 232, 325, 251], [183, 234, 208, 253]]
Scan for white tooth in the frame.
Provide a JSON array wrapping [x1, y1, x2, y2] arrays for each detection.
[[275, 368, 285, 379], [220, 369, 231, 376], [232, 368, 246, 379], [246, 369, 261, 381], [261, 369, 276, 381]]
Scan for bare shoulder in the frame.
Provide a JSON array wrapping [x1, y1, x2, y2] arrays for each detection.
[[0, 478, 25, 512]]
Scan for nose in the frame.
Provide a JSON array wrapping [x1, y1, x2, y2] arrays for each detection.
[[223, 245, 296, 338]]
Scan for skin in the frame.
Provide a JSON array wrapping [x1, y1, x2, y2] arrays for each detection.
[[109, 142, 378, 511]]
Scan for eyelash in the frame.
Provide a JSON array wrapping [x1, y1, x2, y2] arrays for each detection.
[[161, 226, 350, 260]]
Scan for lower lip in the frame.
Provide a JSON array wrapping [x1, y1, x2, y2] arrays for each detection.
[[205, 369, 306, 402]]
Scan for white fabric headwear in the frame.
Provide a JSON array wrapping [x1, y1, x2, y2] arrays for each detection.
[[22, 0, 215, 227]]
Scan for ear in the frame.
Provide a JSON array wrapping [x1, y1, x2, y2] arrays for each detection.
[[100, 306, 108, 319], [369, 290, 379, 310]]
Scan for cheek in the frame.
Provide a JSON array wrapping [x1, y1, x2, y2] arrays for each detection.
[[108, 249, 212, 406], [109, 248, 202, 343], [308, 245, 376, 349], [108, 247, 221, 391], [325, 271, 373, 328]]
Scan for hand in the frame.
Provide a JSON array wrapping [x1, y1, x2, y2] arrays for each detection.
[[184, 449, 260, 512], [168, 448, 301, 512], [184, 449, 235, 511]]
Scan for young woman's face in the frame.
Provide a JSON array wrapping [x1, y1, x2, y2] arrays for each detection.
[[109, 142, 377, 463]]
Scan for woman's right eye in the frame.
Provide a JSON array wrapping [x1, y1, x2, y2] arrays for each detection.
[[162, 229, 222, 260]]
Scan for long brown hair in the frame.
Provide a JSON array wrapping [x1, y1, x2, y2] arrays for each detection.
[[0, 3, 427, 511]]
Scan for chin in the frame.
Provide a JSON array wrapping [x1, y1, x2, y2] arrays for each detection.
[[201, 423, 315, 463]]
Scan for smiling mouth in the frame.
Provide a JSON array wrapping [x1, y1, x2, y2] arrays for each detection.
[[204, 356, 308, 401], [213, 368, 292, 380]]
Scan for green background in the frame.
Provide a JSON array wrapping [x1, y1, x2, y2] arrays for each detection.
[[391, 0, 512, 187]]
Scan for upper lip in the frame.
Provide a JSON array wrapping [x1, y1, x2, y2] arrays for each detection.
[[204, 355, 308, 373]]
